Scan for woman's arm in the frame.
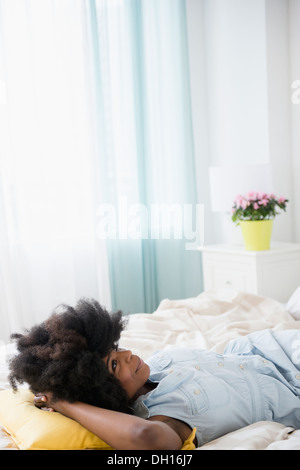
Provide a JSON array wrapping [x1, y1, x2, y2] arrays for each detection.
[[35, 396, 183, 450]]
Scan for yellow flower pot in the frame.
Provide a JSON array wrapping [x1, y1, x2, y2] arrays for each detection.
[[240, 220, 274, 251]]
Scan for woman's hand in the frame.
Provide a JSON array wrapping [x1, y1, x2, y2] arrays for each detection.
[[34, 393, 70, 415], [34, 393, 55, 412]]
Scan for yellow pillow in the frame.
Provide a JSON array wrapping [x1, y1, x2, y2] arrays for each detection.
[[0, 389, 196, 450], [181, 427, 197, 450], [0, 389, 113, 450]]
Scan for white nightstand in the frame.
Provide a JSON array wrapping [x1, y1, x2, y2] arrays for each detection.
[[199, 242, 300, 302]]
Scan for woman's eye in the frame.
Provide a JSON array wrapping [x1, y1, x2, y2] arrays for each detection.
[[112, 359, 117, 373]]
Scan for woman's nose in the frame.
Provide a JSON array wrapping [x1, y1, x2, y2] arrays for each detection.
[[119, 348, 132, 362]]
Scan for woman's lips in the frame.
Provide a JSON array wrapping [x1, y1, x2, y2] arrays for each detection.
[[136, 357, 144, 372]]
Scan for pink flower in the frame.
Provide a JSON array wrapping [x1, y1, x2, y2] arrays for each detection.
[[247, 191, 256, 200], [232, 192, 288, 224], [234, 194, 242, 203], [233, 195, 244, 208], [260, 199, 268, 206], [241, 199, 249, 209]]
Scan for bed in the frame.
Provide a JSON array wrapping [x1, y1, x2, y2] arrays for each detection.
[[1, 286, 300, 450]]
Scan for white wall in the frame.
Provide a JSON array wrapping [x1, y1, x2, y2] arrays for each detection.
[[204, 0, 270, 167], [265, 0, 293, 242], [186, 0, 299, 245], [185, 0, 213, 243], [289, 0, 300, 241]]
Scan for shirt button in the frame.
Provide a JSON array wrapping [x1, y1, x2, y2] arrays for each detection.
[[194, 389, 201, 395], [262, 359, 268, 364], [295, 374, 300, 379], [218, 362, 224, 367], [195, 365, 200, 370], [239, 364, 245, 370], [169, 369, 174, 374]]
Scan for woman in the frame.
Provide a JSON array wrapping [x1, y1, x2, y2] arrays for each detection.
[[9, 298, 300, 449]]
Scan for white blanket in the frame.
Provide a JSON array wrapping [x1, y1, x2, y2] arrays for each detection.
[[120, 287, 298, 357], [1, 288, 300, 450]]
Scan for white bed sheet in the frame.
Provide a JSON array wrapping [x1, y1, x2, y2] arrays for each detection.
[[1, 287, 300, 450]]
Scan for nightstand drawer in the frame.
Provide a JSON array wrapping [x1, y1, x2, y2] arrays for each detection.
[[199, 243, 300, 302], [202, 256, 256, 293]]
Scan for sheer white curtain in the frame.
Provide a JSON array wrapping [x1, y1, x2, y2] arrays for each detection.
[[0, 0, 111, 341], [86, 0, 202, 314]]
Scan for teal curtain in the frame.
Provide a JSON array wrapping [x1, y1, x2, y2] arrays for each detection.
[[86, 0, 203, 314]]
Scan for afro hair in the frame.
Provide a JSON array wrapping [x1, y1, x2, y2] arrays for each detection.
[[9, 298, 133, 414]]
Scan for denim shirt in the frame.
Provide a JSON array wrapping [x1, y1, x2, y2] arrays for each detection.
[[133, 329, 300, 446]]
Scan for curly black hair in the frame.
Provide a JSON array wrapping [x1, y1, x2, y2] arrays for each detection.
[[8, 298, 133, 414]]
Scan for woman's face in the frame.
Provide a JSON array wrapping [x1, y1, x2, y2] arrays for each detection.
[[104, 347, 150, 400]]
